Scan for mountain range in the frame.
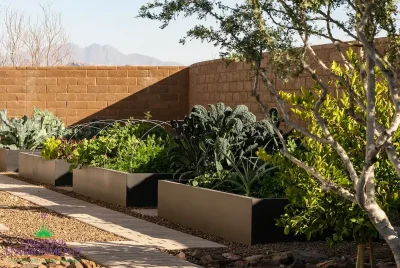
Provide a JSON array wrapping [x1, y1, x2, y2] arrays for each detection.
[[69, 43, 183, 66]]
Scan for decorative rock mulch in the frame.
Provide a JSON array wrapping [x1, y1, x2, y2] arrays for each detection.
[[0, 191, 126, 243], [0, 254, 104, 268], [169, 242, 397, 267]]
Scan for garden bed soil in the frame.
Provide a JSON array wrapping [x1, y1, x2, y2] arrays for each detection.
[[19, 153, 72, 186], [0, 149, 40, 172], [3, 173, 399, 268], [73, 166, 173, 207]]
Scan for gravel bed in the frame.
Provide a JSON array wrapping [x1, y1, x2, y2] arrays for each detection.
[[0, 253, 104, 268], [2, 173, 398, 268], [165, 241, 397, 267], [0, 191, 125, 246], [2, 173, 229, 245]]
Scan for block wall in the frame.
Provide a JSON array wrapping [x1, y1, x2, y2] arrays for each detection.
[[0, 66, 188, 125], [0, 38, 388, 125], [188, 38, 388, 119]]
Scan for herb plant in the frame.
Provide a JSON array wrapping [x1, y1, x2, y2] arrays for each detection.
[[69, 121, 173, 173]]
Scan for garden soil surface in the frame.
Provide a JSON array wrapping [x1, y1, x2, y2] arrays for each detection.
[[3, 173, 399, 268]]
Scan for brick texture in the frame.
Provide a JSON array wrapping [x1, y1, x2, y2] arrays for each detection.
[[0, 66, 189, 125], [0, 39, 387, 126], [188, 38, 388, 120]]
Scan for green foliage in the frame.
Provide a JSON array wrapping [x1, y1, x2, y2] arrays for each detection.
[[0, 108, 65, 150], [190, 152, 282, 198], [99, 120, 168, 141], [32, 107, 66, 139], [137, 1, 305, 79], [57, 139, 81, 163], [41, 137, 82, 164], [223, 152, 275, 197], [258, 53, 400, 244], [190, 170, 231, 190], [41, 137, 62, 160], [69, 121, 173, 173], [170, 103, 277, 181]]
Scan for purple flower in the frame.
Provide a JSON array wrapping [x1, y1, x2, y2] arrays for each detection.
[[41, 213, 47, 220]]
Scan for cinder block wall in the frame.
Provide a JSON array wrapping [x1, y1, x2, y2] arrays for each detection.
[[0, 38, 388, 125], [0, 66, 188, 125], [188, 38, 388, 119], [188, 43, 341, 120]]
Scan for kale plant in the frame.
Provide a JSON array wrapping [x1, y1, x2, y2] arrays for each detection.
[[169, 103, 280, 181]]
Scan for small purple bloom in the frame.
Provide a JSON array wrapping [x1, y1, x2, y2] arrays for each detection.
[[41, 213, 47, 220]]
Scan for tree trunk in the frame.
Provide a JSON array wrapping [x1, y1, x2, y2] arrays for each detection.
[[369, 237, 376, 268], [365, 202, 400, 267], [357, 244, 366, 268]]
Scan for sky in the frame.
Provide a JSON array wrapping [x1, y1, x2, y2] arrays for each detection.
[[0, 0, 230, 65], [0, 0, 379, 66]]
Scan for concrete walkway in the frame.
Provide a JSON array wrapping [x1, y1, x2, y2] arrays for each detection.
[[0, 174, 223, 267]]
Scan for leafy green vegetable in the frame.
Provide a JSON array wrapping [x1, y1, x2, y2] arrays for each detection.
[[0, 108, 65, 150], [170, 103, 279, 181], [68, 121, 173, 173]]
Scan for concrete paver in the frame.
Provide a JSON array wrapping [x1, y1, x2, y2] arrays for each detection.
[[67, 241, 202, 268]]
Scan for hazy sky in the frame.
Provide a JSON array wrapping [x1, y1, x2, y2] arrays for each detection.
[[0, 0, 364, 65]]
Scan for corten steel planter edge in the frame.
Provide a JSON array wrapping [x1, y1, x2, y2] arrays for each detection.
[[0, 148, 40, 172], [158, 180, 253, 245], [73, 166, 173, 207], [19, 153, 72, 186], [158, 180, 308, 245]]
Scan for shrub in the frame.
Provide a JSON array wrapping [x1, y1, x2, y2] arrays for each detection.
[[257, 64, 400, 245]]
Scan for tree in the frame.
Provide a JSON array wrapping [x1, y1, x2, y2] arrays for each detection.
[[138, 0, 400, 266], [261, 60, 400, 266], [0, 3, 71, 66]]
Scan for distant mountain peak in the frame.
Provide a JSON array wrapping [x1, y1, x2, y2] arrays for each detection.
[[70, 43, 183, 66]]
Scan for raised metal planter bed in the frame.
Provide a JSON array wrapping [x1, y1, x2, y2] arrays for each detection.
[[0, 148, 40, 172], [73, 166, 173, 207], [18, 153, 72, 186], [158, 180, 299, 245]]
